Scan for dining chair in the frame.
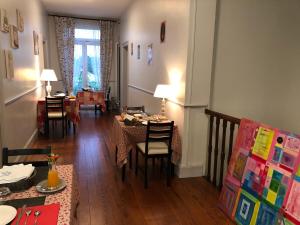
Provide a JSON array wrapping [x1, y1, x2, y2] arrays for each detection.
[[116, 105, 146, 169], [45, 96, 67, 138], [2, 146, 51, 167], [135, 121, 174, 188]]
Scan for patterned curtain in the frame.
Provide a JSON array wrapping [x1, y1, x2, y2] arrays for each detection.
[[54, 17, 75, 94], [99, 20, 115, 92]]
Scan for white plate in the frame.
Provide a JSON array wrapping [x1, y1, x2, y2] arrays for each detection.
[[0, 205, 17, 225], [36, 179, 66, 193], [142, 121, 148, 125]]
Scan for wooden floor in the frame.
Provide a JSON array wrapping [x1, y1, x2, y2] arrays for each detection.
[[31, 110, 234, 225]]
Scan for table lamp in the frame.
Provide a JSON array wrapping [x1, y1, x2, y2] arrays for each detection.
[[154, 84, 171, 116], [41, 69, 58, 97]]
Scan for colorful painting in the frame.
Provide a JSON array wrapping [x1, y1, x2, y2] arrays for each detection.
[[219, 179, 240, 219], [219, 118, 300, 225], [262, 165, 292, 209], [235, 190, 260, 225], [252, 127, 274, 161], [256, 201, 278, 225], [241, 157, 268, 198]]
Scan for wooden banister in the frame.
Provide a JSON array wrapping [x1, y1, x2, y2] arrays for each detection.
[[205, 109, 241, 189]]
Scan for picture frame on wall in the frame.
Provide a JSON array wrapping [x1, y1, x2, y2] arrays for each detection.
[[9, 25, 19, 48], [137, 44, 140, 60], [131, 42, 133, 56], [147, 44, 153, 65], [0, 8, 9, 32], [33, 30, 39, 55], [16, 9, 24, 32], [4, 50, 14, 79]]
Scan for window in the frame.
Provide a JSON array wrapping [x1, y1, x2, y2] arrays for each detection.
[[73, 28, 101, 94]]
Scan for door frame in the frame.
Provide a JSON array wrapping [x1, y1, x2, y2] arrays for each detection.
[[119, 41, 129, 108]]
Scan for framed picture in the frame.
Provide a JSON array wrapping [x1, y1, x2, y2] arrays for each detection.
[[160, 21, 166, 43], [33, 30, 39, 55], [16, 9, 24, 32], [137, 44, 140, 60], [147, 44, 153, 65], [4, 50, 14, 79], [130, 42, 133, 56], [9, 25, 19, 48], [0, 9, 9, 32]]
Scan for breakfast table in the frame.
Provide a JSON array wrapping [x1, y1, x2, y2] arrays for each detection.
[[111, 115, 182, 168], [1, 164, 79, 225], [37, 98, 80, 134]]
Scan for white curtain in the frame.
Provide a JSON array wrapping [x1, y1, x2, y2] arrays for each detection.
[[99, 20, 115, 92], [54, 16, 75, 94]]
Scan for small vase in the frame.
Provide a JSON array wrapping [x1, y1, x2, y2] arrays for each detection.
[[47, 162, 59, 188]]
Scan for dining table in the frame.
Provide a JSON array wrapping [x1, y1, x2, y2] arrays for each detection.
[[37, 98, 80, 134], [111, 115, 182, 168], [1, 164, 79, 225]]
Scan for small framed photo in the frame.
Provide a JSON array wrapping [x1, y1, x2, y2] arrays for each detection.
[[9, 25, 19, 48], [33, 30, 39, 55], [4, 50, 14, 79], [160, 21, 166, 43], [137, 44, 140, 60], [147, 44, 153, 65], [16, 9, 24, 32], [0, 9, 9, 32]]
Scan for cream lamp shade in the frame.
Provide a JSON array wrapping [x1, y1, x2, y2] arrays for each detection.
[[154, 84, 171, 116], [40, 69, 58, 97], [154, 84, 171, 99]]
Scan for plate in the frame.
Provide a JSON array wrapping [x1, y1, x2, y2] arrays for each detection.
[[0, 205, 17, 225], [36, 179, 66, 193], [142, 121, 148, 125]]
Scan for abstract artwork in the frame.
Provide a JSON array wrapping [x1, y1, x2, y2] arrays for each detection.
[[9, 25, 19, 49], [4, 50, 14, 79], [219, 118, 300, 225], [16, 9, 24, 32], [0, 8, 9, 32], [33, 30, 39, 55]]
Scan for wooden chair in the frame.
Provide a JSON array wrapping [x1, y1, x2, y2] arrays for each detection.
[[2, 146, 51, 167], [45, 96, 67, 138], [135, 121, 174, 188]]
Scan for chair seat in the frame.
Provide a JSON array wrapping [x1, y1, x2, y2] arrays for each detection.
[[48, 111, 67, 118], [137, 142, 169, 155]]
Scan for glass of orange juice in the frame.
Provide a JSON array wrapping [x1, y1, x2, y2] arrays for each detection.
[[47, 153, 60, 188]]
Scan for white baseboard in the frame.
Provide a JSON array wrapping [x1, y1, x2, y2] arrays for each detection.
[[176, 164, 204, 178], [14, 128, 38, 163]]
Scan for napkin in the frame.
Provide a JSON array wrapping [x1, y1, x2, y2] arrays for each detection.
[[11, 204, 60, 225], [0, 164, 35, 184]]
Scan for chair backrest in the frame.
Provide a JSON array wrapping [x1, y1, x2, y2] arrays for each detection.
[[126, 106, 145, 112], [145, 121, 174, 155], [2, 146, 51, 167], [45, 96, 65, 118]]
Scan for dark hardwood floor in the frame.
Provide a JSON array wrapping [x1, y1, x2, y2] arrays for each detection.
[[31, 110, 234, 225]]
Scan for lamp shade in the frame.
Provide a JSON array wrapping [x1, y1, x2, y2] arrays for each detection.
[[154, 84, 171, 98], [40, 69, 58, 81]]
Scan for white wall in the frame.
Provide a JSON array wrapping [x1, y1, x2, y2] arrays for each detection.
[[211, 0, 300, 134], [0, 0, 48, 151], [120, 0, 190, 140]]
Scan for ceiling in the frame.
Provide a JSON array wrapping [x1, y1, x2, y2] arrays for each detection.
[[41, 0, 133, 19]]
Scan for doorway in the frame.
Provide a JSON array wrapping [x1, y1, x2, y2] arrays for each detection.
[[119, 42, 129, 108]]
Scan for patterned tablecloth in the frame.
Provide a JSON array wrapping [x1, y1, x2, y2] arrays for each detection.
[[112, 116, 182, 167], [37, 98, 80, 133], [6, 165, 79, 225], [76, 91, 106, 112]]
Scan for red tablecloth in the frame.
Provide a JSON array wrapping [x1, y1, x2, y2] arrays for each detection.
[[37, 98, 80, 133], [76, 91, 106, 112]]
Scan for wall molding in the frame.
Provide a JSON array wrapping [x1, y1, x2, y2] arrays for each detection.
[[4, 84, 43, 106], [176, 164, 204, 178], [128, 84, 207, 108]]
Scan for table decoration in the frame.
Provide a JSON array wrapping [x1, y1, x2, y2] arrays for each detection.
[[46, 154, 60, 188]]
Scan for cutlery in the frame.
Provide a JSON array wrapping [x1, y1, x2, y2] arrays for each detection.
[[34, 210, 41, 225], [24, 209, 32, 225], [15, 204, 26, 225]]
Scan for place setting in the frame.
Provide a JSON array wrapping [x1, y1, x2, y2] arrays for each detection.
[[0, 154, 66, 225]]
